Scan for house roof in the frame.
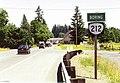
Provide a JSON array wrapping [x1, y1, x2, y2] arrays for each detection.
[[63, 30, 74, 38]]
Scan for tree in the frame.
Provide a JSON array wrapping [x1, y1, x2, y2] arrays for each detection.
[[30, 19, 51, 43], [58, 32, 64, 38], [0, 8, 9, 28], [21, 14, 30, 30], [20, 14, 33, 45], [35, 6, 46, 25], [70, 6, 85, 44], [30, 6, 52, 44], [52, 24, 57, 37], [52, 24, 69, 38], [0, 23, 18, 48], [97, 27, 120, 43]]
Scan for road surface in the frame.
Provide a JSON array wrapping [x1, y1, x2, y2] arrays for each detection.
[[83, 50, 120, 66], [0, 47, 67, 83]]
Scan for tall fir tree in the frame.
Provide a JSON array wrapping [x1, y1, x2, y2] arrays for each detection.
[[21, 14, 30, 31], [20, 14, 32, 45], [35, 6, 46, 25], [70, 6, 85, 44]]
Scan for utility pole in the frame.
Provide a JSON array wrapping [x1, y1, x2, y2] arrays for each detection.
[[75, 20, 77, 47]]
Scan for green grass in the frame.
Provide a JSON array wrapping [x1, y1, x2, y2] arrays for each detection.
[[56, 42, 120, 52], [31, 45, 38, 48], [0, 48, 10, 51], [80, 55, 120, 83], [56, 44, 93, 50], [100, 42, 120, 51]]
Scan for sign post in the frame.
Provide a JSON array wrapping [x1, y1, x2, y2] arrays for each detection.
[[88, 22, 104, 79], [94, 35, 97, 79], [87, 13, 105, 79]]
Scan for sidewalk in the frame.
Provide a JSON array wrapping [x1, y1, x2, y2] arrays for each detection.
[[71, 54, 109, 83]]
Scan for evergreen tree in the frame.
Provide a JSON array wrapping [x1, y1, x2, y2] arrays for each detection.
[[35, 6, 46, 25], [21, 14, 30, 30], [20, 14, 32, 45], [52, 24, 69, 38], [70, 6, 85, 44], [31, 6, 52, 44], [0, 8, 9, 28]]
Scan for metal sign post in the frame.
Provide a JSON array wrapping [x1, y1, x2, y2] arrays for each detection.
[[88, 22, 104, 79], [87, 12, 105, 79], [94, 35, 97, 79]]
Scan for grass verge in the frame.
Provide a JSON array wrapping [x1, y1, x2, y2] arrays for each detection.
[[55, 44, 93, 50], [80, 55, 120, 83], [0, 48, 10, 51]]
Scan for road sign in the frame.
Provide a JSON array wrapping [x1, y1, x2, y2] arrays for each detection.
[[87, 13, 105, 21], [88, 22, 104, 35]]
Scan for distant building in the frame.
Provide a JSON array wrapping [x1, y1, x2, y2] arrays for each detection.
[[48, 38, 63, 44], [60, 30, 73, 44], [60, 30, 88, 44]]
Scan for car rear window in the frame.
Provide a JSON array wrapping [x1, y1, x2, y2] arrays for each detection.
[[19, 45, 28, 48]]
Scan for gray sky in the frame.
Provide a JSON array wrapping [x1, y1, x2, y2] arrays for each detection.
[[1, 0, 120, 30]]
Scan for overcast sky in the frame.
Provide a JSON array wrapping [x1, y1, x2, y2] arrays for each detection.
[[1, 0, 120, 30]]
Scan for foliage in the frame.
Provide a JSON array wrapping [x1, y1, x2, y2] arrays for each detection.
[[35, 6, 46, 25], [0, 8, 53, 48], [0, 23, 18, 48], [52, 24, 69, 38], [97, 27, 120, 43], [30, 19, 52, 43], [70, 6, 85, 44], [21, 14, 30, 30], [0, 8, 9, 28], [99, 42, 120, 51], [19, 14, 34, 45]]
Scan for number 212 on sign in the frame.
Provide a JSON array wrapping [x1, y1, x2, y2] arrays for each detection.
[[88, 22, 104, 35]]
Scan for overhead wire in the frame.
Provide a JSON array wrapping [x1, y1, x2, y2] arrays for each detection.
[[1, 7, 120, 11]]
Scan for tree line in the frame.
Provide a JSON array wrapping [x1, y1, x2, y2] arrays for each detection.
[[1, 6, 120, 49], [52, 6, 120, 44], [0, 6, 53, 49], [52, 24, 70, 38]]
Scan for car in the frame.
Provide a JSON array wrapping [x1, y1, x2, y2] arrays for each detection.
[[39, 43, 45, 49], [45, 42, 52, 47], [18, 45, 30, 54]]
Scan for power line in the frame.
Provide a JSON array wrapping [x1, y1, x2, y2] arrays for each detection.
[[1, 7, 120, 11]]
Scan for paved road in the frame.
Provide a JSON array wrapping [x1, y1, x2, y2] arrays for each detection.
[[83, 50, 120, 66], [0, 47, 67, 83]]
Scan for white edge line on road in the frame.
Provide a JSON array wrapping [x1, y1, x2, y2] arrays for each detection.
[[0, 50, 44, 74]]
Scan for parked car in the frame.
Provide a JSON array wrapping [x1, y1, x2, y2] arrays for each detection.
[[18, 45, 30, 54], [39, 43, 45, 49], [45, 42, 52, 47]]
